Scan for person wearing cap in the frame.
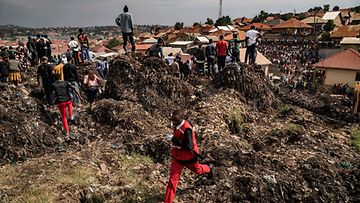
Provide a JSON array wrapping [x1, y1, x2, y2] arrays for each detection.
[[115, 5, 136, 53], [164, 110, 214, 203], [0, 52, 10, 82], [37, 56, 55, 105]]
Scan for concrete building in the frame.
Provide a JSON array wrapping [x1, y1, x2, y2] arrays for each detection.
[[313, 49, 360, 87], [322, 11, 343, 26]]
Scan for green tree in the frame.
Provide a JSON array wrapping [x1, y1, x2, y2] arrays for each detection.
[[280, 13, 294, 21], [174, 22, 184, 30], [321, 31, 331, 41], [297, 13, 307, 20], [323, 4, 330, 12], [323, 20, 335, 32], [332, 6, 340, 11], [205, 18, 214, 26], [215, 16, 232, 26], [106, 38, 121, 49], [193, 22, 201, 27]]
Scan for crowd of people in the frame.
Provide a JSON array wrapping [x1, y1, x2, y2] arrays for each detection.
[[258, 39, 319, 73]]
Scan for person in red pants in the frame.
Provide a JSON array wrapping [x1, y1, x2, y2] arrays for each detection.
[[164, 110, 213, 203], [50, 74, 80, 136]]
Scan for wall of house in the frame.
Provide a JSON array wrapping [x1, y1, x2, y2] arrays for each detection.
[[324, 68, 359, 87], [334, 16, 343, 26]]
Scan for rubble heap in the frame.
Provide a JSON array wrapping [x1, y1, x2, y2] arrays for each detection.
[[213, 63, 277, 111], [0, 56, 359, 202], [104, 57, 194, 115]]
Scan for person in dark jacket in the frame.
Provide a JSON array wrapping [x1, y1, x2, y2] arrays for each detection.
[[37, 56, 55, 105], [50, 74, 79, 136], [195, 45, 206, 76], [0, 52, 10, 82], [205, 39, 217, 76], [63, 61, 81, 106], [27, 36, 38, 66], [164, 110, 213, 203]]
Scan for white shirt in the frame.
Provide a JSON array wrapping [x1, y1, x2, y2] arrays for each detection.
[[68, 40, 79, 51], [246, 29, 260, 46]]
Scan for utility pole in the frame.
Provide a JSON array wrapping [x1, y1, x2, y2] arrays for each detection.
[[219, 0, 223, 19]]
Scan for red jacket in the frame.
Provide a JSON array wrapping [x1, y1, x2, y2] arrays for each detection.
[[171, 120, 199, 161]]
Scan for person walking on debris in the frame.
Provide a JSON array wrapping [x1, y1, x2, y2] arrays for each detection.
[[44, 35, 52, 59], [50, 74, 79, 136], [97, 57, 109, 80], [83, 70, 102, 105], [205, 39, 217, 76], [0, 52, 10, 82], [53, 60, 64, 81], [37, 56, 55, 105], [146, 39, 164, 58], [77, 28, 91, 64], [216, 35, 228, 72], [228, 33, 245, 63], [115, 5, 136, 53], [68, 37, 79, 65], [8, 58, 22, 86], [245, 26, 261, 65], [164, 110, 213, 203], [63, 58, 81, 106], [195, 44, 206, 76]]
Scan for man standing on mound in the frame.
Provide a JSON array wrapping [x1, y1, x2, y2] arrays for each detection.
[[164, 110, 213, 203], [115, 5, 135, 53]]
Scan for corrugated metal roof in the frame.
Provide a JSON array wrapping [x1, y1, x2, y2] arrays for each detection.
[[322, 11, 341, 20], [239, 48, 272, 65], [142, 37, 157, 44], [196, 36, 209, 43], [272, 18, 313, 29], [313, 49, 360, 71], [340, 37, 360, 45], [169, 41, 193, 46], [331, 25, 360, 38]]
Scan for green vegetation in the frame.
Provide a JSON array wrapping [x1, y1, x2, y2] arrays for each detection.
[[174, 22, 184, 30], [215, 16, 232, 26], [205, 17, 214, 25], [279, 104, 294, 116], [225, 107, 246, 134], [106, 37, 121, 49], [323, 20, 335, 32], [285, 123, 302, 134], [351, 129, 360, 149]]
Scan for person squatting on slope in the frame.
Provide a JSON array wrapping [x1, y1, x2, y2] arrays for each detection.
[[164, 110, 214, 203]]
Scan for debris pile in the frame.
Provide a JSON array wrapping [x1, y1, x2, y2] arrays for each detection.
[[105, 57, 194, 115], [213, 63, 277, 110], [0, 56, 359, 202]]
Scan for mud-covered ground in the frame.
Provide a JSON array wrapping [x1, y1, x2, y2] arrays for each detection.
[[0, 56, 359, 203]]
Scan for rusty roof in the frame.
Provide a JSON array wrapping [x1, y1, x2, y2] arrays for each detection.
[[331, 25, 360, 38], [239, 23, 271, 31], [272, 18, 313, 29], [313, 49, 360, 71]]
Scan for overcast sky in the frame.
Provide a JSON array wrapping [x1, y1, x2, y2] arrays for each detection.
[[0, 0, 358, 27]]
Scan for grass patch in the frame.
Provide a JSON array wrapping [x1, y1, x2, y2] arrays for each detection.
[[286, 123, 302, 133], [225, 107, 246, 134], [279, 104, 294, 116], [351, 129, 360, 149]]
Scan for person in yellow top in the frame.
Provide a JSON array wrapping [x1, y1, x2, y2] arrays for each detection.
[[53, 60, 64, 81]]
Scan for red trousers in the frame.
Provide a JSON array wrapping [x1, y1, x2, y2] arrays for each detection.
[[164, 159, 210, 203], [57, 100, 73, 133]]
